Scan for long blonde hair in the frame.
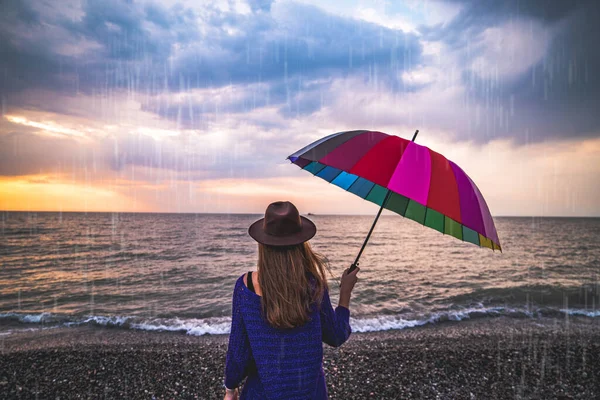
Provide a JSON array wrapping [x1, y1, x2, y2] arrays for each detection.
[[257, 241, 330, 329]]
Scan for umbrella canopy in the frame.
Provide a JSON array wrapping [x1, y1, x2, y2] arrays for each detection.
[[288, 130, 501, 252]]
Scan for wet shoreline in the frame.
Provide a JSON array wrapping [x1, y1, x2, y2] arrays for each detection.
[[1, 317, 599, 399]]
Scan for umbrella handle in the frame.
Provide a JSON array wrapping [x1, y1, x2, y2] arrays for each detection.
[[348, 262, 359, 273]]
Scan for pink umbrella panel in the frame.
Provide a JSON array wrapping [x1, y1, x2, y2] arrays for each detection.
[[288, 130, 501, 251]]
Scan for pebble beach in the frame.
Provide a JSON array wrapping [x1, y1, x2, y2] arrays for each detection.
[[2, 317, 599, 399]]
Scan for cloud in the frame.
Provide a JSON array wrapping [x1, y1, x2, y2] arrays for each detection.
[[441, 0, 590, 24], [4, 0, 596, 145], [5, 115, 90, 139], [1, 0, 600, 216], [247, 0, 274, 12], [0, 104, 302, 182], [153, 1, 423, 125], [0, 127, 89, 177], [398, 0, 600, 143], [0, 0, 422, 116], [468, 19, 552, 81]]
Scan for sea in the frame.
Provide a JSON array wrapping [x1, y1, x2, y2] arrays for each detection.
[[1, 212, 599, 337]]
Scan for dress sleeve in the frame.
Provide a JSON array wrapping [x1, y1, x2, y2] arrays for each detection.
[[224, 278, 252, 389], [319, 287, 351, 347]]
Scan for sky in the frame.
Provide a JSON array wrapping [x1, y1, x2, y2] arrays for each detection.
[[0, 0, 599, 216]]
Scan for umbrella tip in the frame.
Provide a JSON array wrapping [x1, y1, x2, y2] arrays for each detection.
[[411, 130, 419, 142]]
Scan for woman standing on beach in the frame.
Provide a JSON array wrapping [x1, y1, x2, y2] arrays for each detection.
[[223, 201, 359, 399]]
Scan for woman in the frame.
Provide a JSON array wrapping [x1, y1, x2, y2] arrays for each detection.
[[223, 201, 359, 399]]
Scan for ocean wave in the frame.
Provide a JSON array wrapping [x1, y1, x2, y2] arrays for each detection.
[[560, 309, 600, 317], [0, 312, 232, 336], [133, 317, 231, 335], [349, 306, 530, 333], [70, 315, 232, 335], [0, 312, 61, 324], [2, 306, 600, 336]]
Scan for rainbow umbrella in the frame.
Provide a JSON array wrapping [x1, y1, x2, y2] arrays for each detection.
[[287, 130, 501, 271]]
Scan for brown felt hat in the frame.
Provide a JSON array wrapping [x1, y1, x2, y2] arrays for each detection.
[[248, 201, 316, 246]]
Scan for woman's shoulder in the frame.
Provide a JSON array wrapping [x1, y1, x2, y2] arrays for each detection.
[[234, 273, 248, 291], [233, 273, 261, 301]]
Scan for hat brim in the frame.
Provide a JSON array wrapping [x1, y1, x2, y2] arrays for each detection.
[[248, 216, 316, 246]]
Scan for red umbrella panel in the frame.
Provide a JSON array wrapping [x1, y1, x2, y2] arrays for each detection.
[[288, 130, 501, 251]]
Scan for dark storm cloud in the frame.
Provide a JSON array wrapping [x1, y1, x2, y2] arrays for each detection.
[[0, 1, 68, 95], [0, 0, 198, 109], [0, 0, 421, 124], [422, 0, 600, 142], [140, 75, 333, 128], [425, 0, 594, 48], [153, 1, 422, 127], [1, 0, 598, 148], [443, 0, 591, 24], [184, 1, 419, 85]]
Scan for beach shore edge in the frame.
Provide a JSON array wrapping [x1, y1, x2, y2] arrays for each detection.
[[1, 316, 599, 399]]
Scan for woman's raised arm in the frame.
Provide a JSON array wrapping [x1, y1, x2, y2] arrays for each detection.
[[320, 267, 359, 347]]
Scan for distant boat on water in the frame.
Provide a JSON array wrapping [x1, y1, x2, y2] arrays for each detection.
[[307, 213, 315, 216]]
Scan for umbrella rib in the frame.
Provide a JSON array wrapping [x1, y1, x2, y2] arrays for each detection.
[[363, 182, 377, 200], [443, 214, 446, 238], [401, 195, 410, 216], [330, 169, 344, 183]]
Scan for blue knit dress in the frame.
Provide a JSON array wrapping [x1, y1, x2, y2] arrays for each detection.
[[224, 274, 351, 399]]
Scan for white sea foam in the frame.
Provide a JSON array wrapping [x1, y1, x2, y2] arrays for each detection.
[[1, 306, 599, 336], [131, 317, 232, 336], [350, 315, 436, 332], [0, 312, 56, 323], [80, 315, 133, 327], [559, 309, 600, 317], [350, 306, 530, 333], [65, 314, 231, 335]]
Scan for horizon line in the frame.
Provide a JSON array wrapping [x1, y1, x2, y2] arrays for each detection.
[[1, 210, 599, 218]]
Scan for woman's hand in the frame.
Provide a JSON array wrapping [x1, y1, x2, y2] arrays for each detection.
[[224, 388, 238, 400], [338, 266, 359, 308]]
